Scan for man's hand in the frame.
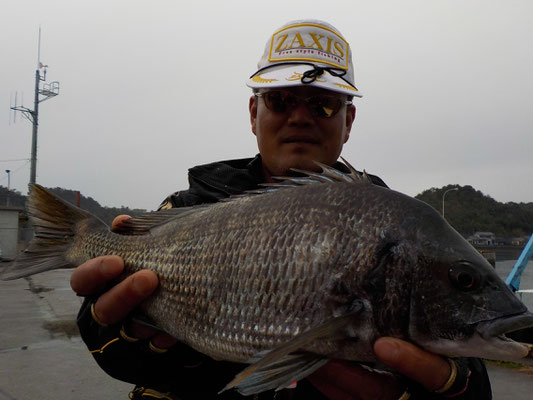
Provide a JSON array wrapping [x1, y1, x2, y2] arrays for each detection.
[[308, 338, 451, 400], [308, 359, 405, 400], [70, 215, 177, 349], [374, 337, 451, 391]]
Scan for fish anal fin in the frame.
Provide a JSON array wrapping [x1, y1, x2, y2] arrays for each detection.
[[228, 353, 328, 396], [221, 303, 363, 395]]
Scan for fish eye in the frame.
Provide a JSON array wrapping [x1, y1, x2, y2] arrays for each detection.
[[448, 261, 482, 292]]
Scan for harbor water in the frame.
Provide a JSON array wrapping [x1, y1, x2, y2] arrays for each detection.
[[494, 259, 533, 312]]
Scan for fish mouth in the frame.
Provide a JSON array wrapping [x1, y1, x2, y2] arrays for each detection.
[[472, 311, 533, 360], [421, 312, 533, 361], [477, 311, 533, 339]]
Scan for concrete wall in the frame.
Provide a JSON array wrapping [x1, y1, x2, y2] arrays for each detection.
[[0, 208, 20, 260]]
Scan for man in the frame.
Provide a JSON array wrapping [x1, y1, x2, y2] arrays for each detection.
[[71, 20, 491, 399]]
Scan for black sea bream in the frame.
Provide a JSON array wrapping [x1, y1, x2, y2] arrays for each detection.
[[4, 162, 533, 395]]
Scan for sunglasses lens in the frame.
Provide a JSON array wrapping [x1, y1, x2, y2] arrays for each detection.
[[308, 96, 342, 118], [263, 91, 293, 113], [261, 91, 344, 118]]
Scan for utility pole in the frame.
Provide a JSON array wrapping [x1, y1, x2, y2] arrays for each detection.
[[5, 169, 10, 206], [10, 27, 59, 185], [30, 67, 40, 185]]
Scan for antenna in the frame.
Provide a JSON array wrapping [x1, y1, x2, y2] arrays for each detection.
[[9, 26, 60, 185], [37, 25, 41, 70]]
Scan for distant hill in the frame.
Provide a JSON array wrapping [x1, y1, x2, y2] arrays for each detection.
[[0, 185, 147, 225], [415, 185, 533, 238], [2, 184, 532, 238]]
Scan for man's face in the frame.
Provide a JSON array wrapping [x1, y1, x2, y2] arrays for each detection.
[[249, 86, 356, 181]]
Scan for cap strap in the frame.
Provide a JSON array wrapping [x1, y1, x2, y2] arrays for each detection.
[[301, 64, 346, 84], [250, 62, 355, 89]]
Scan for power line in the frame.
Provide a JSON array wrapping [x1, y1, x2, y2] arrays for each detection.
[[0, 160, 30, 184], [0, 158, 31, 163]]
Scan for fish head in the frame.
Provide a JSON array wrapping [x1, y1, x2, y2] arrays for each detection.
[[400, 200, 533, 361]]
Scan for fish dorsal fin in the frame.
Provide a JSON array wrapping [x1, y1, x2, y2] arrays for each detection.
[[220, 300, 364, 395], [340, 157, 373, 182], [119, 159, 371, 230], [113, 205, 212, 235], [276, 159, 372, 187], [222, 159, 372, 200]]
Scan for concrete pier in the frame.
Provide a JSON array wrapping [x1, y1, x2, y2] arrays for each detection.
[[0, 267, 131, 400], [1, 266, 532, 399]]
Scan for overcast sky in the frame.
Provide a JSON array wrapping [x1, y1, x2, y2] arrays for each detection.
[[1, 0, 531, 210]]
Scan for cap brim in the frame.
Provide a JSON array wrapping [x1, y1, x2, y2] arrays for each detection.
[[246, 64, 362, 97]]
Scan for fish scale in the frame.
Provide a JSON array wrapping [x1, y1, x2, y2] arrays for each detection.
[[3, 164, 533, 395]]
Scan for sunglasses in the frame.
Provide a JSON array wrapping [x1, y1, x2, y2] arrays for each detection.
[[255, 90, 352, 118]]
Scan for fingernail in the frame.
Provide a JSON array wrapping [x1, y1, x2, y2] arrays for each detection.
[[100, 256, 123, 277], [152, 334, 178, 349], [132, 273, 156, 297], [375, 338, 400, 362]]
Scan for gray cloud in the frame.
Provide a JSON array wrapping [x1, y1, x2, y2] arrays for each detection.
[[1, 0, 531, 209]]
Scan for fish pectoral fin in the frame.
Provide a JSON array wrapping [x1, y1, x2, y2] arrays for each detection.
[[221, 353, 328, 396], [221, 303, 363, 395]]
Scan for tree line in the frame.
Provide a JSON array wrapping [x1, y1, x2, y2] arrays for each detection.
[[0, 186, 148, 226], [415, 185, 533, 238], [1, 184, 532, 238]]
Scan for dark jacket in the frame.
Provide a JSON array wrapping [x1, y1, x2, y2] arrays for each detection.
[[157, 155, 387, 209], [77, 155, 491, 399]]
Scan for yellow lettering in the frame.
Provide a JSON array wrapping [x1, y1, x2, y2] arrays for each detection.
[[275, 34, 289, 51], [333, 42, 345, 58], [288, 33, 305, 49], [326, 37, 332, 53], [309, 33, 324, 50]]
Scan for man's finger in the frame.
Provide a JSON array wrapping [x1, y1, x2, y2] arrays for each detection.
[[152, 333, 178, 349], [374, 337, 451, 391], [125, 321, 178, 349], [308, 360, 404, 400], [125, 320, 178, 350], [93, 270, 158, 325], [70, 255, 124, 296]]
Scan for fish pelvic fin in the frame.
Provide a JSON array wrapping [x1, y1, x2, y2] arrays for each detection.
[[224, 353, 329, 396], [1, 184, 103, 280], [220, 301, 364, 395]]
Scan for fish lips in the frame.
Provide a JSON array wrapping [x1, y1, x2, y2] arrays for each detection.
[[477, 311, 533, 339]]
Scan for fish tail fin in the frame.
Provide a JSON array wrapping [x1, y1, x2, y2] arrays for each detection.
[[1, 184, 105, 280]]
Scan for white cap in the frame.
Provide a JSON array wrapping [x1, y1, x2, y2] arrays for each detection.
[[246, 19, 362, 97]]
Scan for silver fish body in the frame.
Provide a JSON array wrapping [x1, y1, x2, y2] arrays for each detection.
[[4, 165, 533, 394], [78, 180, 391, 362]]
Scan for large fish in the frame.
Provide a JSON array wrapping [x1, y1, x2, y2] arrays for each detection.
[[3, 162, 533, 395]]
